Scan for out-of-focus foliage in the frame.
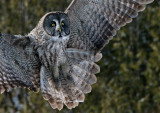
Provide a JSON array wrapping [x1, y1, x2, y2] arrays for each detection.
[[0, 0, 159, 113]]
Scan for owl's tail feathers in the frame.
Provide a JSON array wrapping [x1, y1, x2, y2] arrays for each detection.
[[65, 49, 102, 101], [42, 89, 64, 110], [42, 80, 85, 110], [40, 66, 85, 110], [70, 60, 100, 93], [65, 53, 101, 102], [66, 48, 102, 84], [62, 86, 85, 109], [62, 60, 100, 109], [40, 49, 102, 110], [40, 66, 64, 110]]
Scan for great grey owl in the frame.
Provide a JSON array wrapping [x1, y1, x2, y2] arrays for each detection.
[[0, 0, 154, 110]]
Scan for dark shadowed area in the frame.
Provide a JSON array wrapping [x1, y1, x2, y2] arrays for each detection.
[[0, 0, 160, 113]]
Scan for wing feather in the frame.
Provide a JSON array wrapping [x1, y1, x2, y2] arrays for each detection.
[[0, 33, 41, 93], [62, 0, 154, 109], [66, 0, 154, 52]]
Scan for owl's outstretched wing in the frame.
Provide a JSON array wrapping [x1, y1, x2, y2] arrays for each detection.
[[60, 0, 154, 109], [0, 33, 41, 93], [66, 0, 154, 52]]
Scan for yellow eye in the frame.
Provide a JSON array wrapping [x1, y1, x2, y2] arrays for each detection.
[[61, 22, 65, 26], [51, 21, 56, 27], [51, 23, 56, 27]]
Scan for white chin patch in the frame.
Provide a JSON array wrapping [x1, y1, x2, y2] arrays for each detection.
[[51, 35, 70, 45]]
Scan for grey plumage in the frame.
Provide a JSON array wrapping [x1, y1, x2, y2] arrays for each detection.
[[66, 0, 154, 51], [0, 33, 41, 93], [0, 0, 154, 110]]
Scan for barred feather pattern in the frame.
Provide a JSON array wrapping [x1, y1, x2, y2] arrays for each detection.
[[38, 40, 102, 110], [0, 34, 41, 93], [40, 60, 101, 110], [0, 0, 154, 111], [66, 0, 154, 51]]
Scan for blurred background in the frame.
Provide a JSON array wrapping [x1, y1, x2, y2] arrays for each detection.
[[0, 0, 160, 113]]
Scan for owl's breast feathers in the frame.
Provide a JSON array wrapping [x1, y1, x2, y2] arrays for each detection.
[[38, 41, 68, 69]]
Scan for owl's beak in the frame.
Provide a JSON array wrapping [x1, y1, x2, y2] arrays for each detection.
[[58, 27, 62, 33]]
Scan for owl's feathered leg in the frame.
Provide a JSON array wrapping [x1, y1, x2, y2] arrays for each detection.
[[49, 62, 61, 91], [60, 62, 74, 86]]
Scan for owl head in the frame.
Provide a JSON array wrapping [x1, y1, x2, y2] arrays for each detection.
[[29, 12, 70, 45]]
